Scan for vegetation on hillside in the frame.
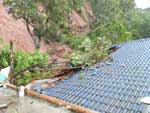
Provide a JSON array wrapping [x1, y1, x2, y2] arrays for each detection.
[[1, 0, 150, 85]]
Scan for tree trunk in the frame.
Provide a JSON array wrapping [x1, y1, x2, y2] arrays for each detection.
[[25, 19, 41, 49], [9, 41, 15, 84], [34, 36, 41, 49]]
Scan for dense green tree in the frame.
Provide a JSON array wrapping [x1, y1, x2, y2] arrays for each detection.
[[4, 0, 73, 48], [3, 0, 150, 65], [89, 0, 136, 43], [138, 8, 150, 38]]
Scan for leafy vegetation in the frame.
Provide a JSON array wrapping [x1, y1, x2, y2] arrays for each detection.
[[126, 8, 150, 39], [3, 0, 85, 48], [88, 0, 134, 43], [2, 0, 150, 85], [60, 34, 111, 66], [4, 0, 68, 48], [89, 0, 150, 41], [0, 45, 48, 85], [3, 0, 150, 64]]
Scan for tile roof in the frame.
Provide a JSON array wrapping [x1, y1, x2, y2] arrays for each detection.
[[33, 38, 150, 113]]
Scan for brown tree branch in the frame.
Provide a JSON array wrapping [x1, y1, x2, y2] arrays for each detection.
[[9, 41, 15, 84]]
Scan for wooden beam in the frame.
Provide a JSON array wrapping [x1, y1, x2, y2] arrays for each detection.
[[6, 83, 99, 113]]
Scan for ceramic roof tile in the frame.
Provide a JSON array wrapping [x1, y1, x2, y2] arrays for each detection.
[[32, 38, 150, 113]]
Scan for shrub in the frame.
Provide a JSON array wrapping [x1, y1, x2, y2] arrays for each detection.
[[60, 34, 111, 66], [0, 46, 48, 85]]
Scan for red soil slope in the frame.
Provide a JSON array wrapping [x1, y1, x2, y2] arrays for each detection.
[[0, 3, 72, 55], [0, 2, 72, 66], [0, 1, 94, 62], [0, 3, 35, 52]]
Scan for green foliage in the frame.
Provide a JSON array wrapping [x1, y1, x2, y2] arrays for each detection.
[[0, 46, 48, 86], [60, 34, 111, 66], [0, 46, 10, 68], [140, 13, 150, 37], [123, 8, 150, 39], [136, 8, 150, 38], [14, 50, 48, 73], [59, 0, 139, 66], [4, 0, 72, 48], [89, 0, 150, 42], [89, 0, 135, 44], [68, 0, 84, 11], [4, 0, 150, 68], [4, 0, 85, 48], [60, 34, 86, 50]]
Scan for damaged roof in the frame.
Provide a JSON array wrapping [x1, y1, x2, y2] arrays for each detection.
[[33, 38, 150, 113]]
